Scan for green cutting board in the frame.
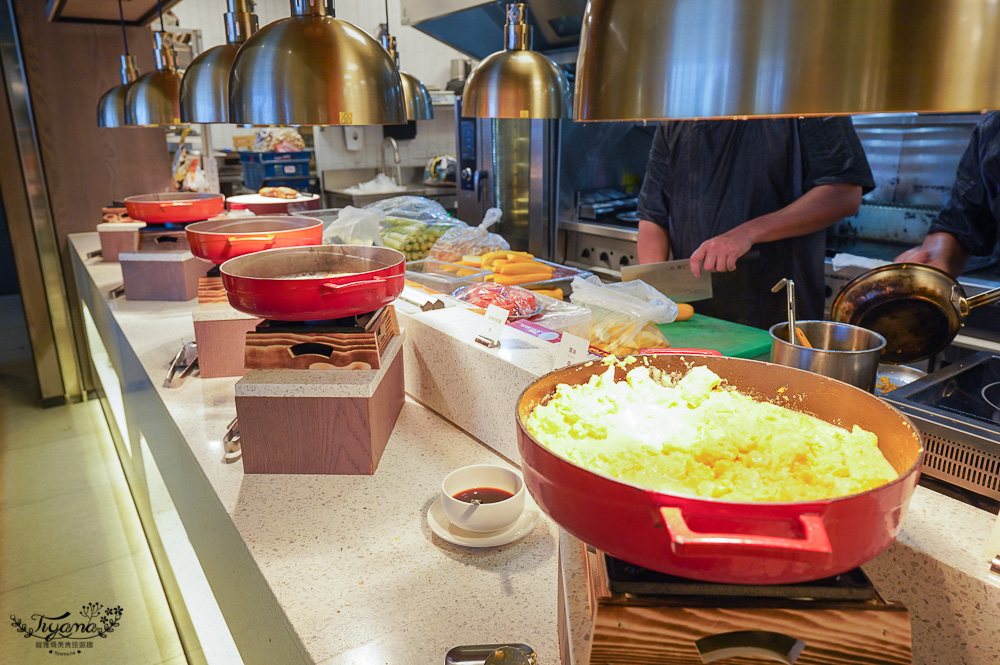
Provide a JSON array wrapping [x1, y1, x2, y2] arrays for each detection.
[[657, 314, 773, 359]]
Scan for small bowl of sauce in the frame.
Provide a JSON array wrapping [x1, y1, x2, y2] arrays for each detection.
[[441, 464, 526, 533]]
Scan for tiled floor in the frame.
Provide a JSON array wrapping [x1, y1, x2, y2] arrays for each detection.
[[1, 294, 185, 665]]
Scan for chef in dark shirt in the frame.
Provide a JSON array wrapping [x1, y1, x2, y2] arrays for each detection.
[[896, 112, 1000, 276], [637, 118, 875, 329]]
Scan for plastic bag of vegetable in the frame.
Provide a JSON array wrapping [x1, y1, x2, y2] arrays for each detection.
[[366, 196, 465, 260], [569, 276, 678, 355], [364, 196, 452, 223], [322, 206, 383, 246], [428, 207, 509, 262], [379, 216, 466, 261]]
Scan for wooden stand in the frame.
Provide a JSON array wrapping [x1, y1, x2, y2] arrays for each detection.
[[234, 333, 405, 475], [97, 222, 144, 261], [198, 276, 227, 304], [119, 251, 213, 301], [192, 309, 262, 378], [244, 306, 399, 371], [566, 545, 912, 665]]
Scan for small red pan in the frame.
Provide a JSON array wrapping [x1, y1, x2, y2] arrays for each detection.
[[124, 192, 225, 224], [185, 216, 323, 264], [220, 245, 406, 321]]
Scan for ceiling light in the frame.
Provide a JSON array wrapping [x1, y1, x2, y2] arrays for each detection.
[[461, 3, 569, 119], [229, 0, 407, 126], [379, 28, 433, 121], [180, 0, 258, 124], [125, 1, 183, 127], [575, 0, 1000, 121], [97, 0, 138, 128]]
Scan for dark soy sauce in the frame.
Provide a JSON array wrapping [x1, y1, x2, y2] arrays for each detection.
[[453, 487, 514, 504]]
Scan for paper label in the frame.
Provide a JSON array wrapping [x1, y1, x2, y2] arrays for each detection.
[[554, 332, 590, 369], [481, 304, 509, 343]]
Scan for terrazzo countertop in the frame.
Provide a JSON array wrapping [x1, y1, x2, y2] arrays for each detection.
[[70, 233, 1000, 665], [70, 233, 560, 665]]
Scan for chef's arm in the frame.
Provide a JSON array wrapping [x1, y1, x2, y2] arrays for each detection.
[[638, 220, 670, 263], [894, 232, 971, 276], [689, 183, 863, 277]]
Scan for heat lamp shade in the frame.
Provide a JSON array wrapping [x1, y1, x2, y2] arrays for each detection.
[[462, 48, 569, 119], [180, 43, 240, 124], [574, 0, 1000, 121], [401, 70, 434, 120], [228, 14, 407, 126], [98, 84, 131, 128], [126, 69, 183, 127]]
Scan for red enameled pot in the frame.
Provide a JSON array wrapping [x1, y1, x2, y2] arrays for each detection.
[[123, 192, 225, 224], [516, 354, 924, 585], [220, 245, 405, 321], [185, 216, 323, 264]]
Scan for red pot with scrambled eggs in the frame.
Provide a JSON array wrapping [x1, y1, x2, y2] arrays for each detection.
[[515, 354, 924, 585]]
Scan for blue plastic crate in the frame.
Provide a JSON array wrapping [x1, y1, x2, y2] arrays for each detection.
[[238, 150, 312, 164], [240, 151, 312, 190]]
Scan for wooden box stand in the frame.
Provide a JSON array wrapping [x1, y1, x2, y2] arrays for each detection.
[[562, 543, 912, 665], [97, 221, 144, 261], [234, 333, 405, 475], [119, 250, 213, 301], [244, 306, 399, 371], [192, 308, 262, 378]]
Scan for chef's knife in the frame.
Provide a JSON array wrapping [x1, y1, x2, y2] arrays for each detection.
[[621, 259, 713, 303]]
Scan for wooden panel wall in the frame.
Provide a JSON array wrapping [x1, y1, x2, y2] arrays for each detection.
[[11, 0, 174, 393]]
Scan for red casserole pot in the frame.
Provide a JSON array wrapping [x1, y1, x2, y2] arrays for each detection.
[[185, 216, 323, 264], [124, 192, 225, 224], [516, 354, 924, 585], [220, 245, 405, 320]]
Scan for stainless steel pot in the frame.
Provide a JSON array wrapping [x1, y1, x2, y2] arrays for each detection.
[[769, 320, 886, 392]]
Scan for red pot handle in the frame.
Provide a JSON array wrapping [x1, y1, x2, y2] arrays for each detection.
[[660, 507, 832, 560], [227, 234, 276, 245], [640, 348, 722, 356], [320, 276, 386, 295]]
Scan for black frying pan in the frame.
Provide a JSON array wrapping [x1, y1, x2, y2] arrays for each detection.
[[830, 263, 1000, 364]]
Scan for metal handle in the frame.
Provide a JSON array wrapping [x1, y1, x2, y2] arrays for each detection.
[[226, 234, 276, 245], [86, 249, 103, 259], [108, 283, 125, 299], [474, 169, 489, 203], [660, 507, 832, 560], [320, 275, 386, 295], [964, 285, 1000, 311]]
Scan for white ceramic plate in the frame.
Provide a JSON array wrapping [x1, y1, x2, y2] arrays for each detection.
[[427, 496, 539, 548]]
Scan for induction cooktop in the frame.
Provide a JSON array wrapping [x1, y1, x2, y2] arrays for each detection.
[[884, 351, 1000, 504]]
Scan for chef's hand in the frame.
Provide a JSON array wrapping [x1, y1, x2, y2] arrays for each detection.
[[894, 232, 970, 276], [689, 229, 753, 278]]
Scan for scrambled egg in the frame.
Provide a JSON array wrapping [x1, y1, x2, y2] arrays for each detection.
[[525, 363, 898, 501]]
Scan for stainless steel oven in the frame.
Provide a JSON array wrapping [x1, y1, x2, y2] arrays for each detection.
[[455, 97, 560, 258]]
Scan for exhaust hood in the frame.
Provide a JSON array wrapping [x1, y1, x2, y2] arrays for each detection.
[[400, 0, 586, 60]]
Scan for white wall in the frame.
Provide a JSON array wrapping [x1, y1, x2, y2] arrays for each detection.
[[170, 0, 464, 172]]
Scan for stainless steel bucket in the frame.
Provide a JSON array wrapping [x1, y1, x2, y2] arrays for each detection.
[[769, 320, 886, 392]]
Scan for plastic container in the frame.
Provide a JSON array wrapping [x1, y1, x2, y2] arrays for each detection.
[[517, 259, 594, 295], [239, 151, 313, 190], [404, 259, 490, 293]]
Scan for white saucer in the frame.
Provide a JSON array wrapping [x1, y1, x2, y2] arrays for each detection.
[[427, 496, 539, 548]]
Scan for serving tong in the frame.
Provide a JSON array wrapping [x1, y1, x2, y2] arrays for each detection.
[[164, 341, 198, 388]]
